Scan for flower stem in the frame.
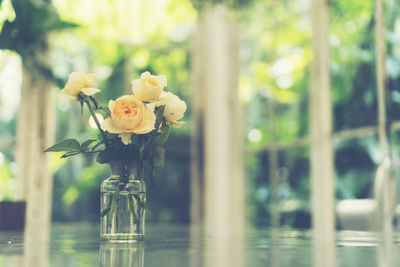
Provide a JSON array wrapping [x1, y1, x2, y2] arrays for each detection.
[[85, 100, 108, 145]]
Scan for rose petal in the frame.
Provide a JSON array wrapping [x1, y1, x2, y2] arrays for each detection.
[[67, 72, 85, 89], [101, 118, 124, 134], [141, 71, 151, 78], [81, 87, 100, 96], [132, 105, 156, 134], [131, 79, 142, 94], [132, 72, 166, 102], [58, 90, 76, 100], [146, 102, 156, 111], [167, 120, 186, 128], [157, 75, 167, 87], [108, 100, 115, 112], [85, 73, 96, 87], [119, 133, 133, 145], [160, 92, 186, 122]]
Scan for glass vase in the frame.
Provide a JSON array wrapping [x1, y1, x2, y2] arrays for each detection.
[[100, 161, 146, 242]]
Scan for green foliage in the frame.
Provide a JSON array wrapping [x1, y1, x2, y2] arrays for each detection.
[[81, 139, 97, 151], [0, 0, 77, 58], [0, 158, 14, 201], [242, 0, 389, 228], [151, 146, 166, 167], [95, 134, 139, 164], [329, 0, 377, 131], [242, 0, 312, 150], [44, 138, 98, 158], [191, 0, 253, 10], [0, 0, 77, 89], [44, 138, 81, 153]]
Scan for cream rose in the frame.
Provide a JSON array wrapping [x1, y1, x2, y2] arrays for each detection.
[[132, 71, 167, 102], [59, 72, 100, 99], [101, 95, 156, 144], [157, 92, 186, 128]]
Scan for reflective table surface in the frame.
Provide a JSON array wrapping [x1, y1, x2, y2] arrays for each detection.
[[0, 223, 399, 267]]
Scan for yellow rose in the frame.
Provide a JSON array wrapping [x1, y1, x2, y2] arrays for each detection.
[[101, 95, 156, 144], [157, 92, 186, 128], [59, 72, 100, 99], [132, 71, 167, 102]]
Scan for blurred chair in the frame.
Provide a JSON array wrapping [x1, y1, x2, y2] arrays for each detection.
[[336, 158, 396, 231], [336, 199, 376, 231]]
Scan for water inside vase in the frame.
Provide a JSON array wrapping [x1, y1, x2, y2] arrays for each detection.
[[100, 190, 146, 242]]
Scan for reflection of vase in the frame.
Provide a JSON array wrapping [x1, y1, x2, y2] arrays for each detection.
[[100, 161, 146, 241], [100, 242, 144, 267]]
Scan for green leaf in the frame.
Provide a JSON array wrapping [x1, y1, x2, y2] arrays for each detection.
[[80, 99, 84, 114], [61, 151, 81, 158], [97, 107, 111, 117], [131, 134, 146, 152], [154, 106, 166, 127], [92, 140, 105, 151], [40, 20, 78, 32], [96, 149, 121, 164], [127, 145, 140, 160], [0, 21, 16, 51], [81, 139, 96, 152], [89, 96, 99, 110], [152, 145, 165, 167], [44, 139, 81, 152], [1, 0, 77, 58], [96, 151, 110, 164], [153, 125, 171, 145]]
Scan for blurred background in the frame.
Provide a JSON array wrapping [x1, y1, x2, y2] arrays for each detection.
[[0, 0, 400, 230]]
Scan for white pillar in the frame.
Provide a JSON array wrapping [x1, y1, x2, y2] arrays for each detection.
[[190, 10, 206, 225], [310, 0, 335, 266], [191, 4, 245, 267], [191, 4, 244, 236], [375, 0, 397, 265], [15, 54, 55, 228], [202, 4, 244, 238]]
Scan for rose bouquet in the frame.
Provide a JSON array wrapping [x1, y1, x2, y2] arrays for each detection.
[[46, 71, 186, 178], [46, 71, 186, 241]]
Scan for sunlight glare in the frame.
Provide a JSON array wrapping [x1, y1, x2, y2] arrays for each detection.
[[0, 52, 22, 121], [89, 113, 104, 129], [248, 128, 262, 143], [0, 152, 4, 166], [270, 58, 294, 77], [276, 76, 293, 89]]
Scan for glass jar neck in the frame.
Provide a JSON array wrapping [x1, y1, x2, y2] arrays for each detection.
[[108, 160, 138, 180]]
